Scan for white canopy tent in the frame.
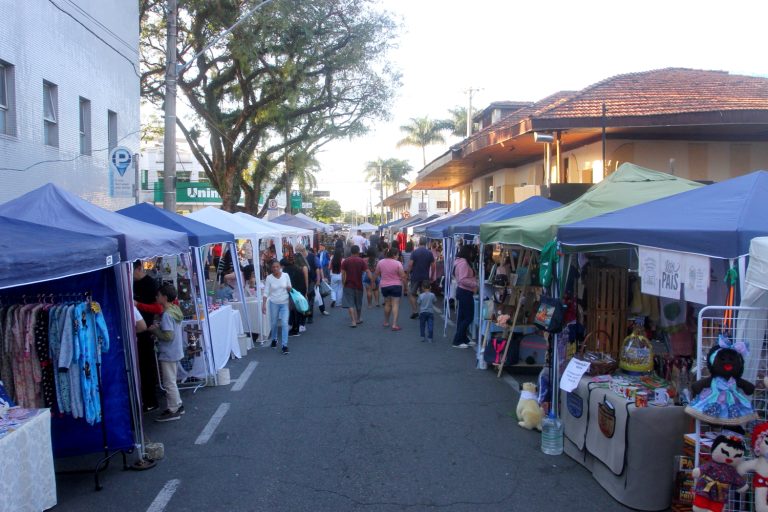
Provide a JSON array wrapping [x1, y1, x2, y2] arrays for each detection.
[[350, 222, 378, 233]]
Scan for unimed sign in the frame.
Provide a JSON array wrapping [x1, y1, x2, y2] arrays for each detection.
[[153, 182, 251, 204]]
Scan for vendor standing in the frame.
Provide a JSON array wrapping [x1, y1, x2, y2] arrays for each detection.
[[133, 260, 161, 412]]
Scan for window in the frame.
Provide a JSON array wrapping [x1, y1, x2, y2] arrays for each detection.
[[79, 97, 91, 155], [0, 61, 15, 136], [43, 81, 58, 147], [107, 110, 117, 151], [436, 201, 450, 209]]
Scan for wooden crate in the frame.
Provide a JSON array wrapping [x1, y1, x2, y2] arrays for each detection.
[[586, 266, 628, 358]]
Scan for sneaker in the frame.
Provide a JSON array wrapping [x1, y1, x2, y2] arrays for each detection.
[[452, 343, 470, 349], [299, 325, 306, 333], [468, 341, 477, 347], [177, 405, 185, 415], [282, 346, 289, 355], [321, 311, 330, 316], [270, 339, 277, 348], [155, 409, 181, 422], [410, 313, 419, 320], [289, 331, 301, 337]]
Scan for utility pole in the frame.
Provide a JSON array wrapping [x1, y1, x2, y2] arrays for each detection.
[[379, 161, 385, 224], [464, 86, 482, 138], [162, 0, 177, 212]]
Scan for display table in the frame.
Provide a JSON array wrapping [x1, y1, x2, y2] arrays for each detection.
[[230, 298, 269, 342], [0, 408, 56, 511], [179, 305, 244, 380], [560, 376, 687, 511]]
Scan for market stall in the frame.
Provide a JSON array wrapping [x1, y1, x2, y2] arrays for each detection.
[[553, 170, 768, 510], [0, 184, 189, 489], [117, 203, 238, 381], [349, 222, 378, 233], [295, 213, 333, 233]]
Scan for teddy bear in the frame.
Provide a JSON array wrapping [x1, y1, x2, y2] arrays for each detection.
[[516, 382, 543, 431], [692, 434, 748, 511], [738, 422, 768, 512], [685, 334, 757, 426]]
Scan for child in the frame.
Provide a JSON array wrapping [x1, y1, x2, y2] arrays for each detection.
[[149, 284, 185, 422], [417, 280, 436, 343]]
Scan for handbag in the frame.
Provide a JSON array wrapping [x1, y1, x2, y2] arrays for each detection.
[[289, 289, 309, 313], [319, 280, 332, 298], [533, 296, 565, 333]]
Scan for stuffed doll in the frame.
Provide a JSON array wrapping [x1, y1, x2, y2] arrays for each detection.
[[516, 382, 543, 431], [738, 422, 768, 512], [692, 434, 748, 512], [685, 335, 757, 426]]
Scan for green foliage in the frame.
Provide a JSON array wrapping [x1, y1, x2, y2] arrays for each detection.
[[140, 0, 401, 213], [396, 117, 452, 167], [445, 106, 469, 138], [364, 158, 412, 199], [310, 198, 342, 222]]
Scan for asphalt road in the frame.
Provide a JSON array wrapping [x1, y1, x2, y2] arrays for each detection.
[[54, 304, 633, 511]]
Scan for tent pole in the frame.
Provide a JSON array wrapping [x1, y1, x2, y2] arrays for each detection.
[[194, 248, 218, 381], [230, 241, 254, 337]]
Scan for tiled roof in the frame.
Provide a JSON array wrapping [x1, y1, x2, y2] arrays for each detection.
[[538, 68, 768, 119]]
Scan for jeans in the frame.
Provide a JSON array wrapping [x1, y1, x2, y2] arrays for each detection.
[[269, 301, 290, 347], [453, 287, 474, 345], [419, 312, 434, 339], [159, 360, 181, 412]]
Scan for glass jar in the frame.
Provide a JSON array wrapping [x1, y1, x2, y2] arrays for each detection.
[[619, 327, 654, 375]]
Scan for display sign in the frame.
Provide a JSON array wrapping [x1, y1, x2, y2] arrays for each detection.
[[638, 246, 709, 303], [152, 182, 250, 205], [312, 190, 330, 197], [560, 358, 592, 392], [108, 146, 134, 198], [301, 202, 313, 209]]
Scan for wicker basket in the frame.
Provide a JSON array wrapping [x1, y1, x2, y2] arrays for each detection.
[[576, 330, 618, 376]]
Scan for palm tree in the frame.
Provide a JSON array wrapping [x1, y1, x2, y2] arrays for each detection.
[[445, 106, 469, 138], [364, 158, 412, 198], [396, 117, 451, 167]]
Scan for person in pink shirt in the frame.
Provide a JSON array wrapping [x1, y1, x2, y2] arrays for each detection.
[[374, 247, 407, 331], [452, 244, 478, 348]]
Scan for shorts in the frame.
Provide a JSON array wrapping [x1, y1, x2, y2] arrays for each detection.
[[381, 285, 402, 298], [363, 273, 381, 288], [342, 287, 364, 310], [409, 280, 427, 296]]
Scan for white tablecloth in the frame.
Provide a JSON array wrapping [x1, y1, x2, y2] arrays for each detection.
[[0, 409, 56, 511], [179, 305, 244, 379], [230, 299, 271, 342]]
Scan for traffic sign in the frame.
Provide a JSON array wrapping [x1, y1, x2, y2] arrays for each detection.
[[302, 202, 313, 209], [312, 190, 330, 197], [109, 146, 133, 176], [268, 198, 278, 209]]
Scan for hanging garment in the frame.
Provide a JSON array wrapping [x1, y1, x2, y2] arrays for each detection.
[[74, 301, 110, 425], [0, 306, 14, 400], [59, 304, 82, 419], [47, 305, 64, 414], [35, 307, 56, 408], [12, 304, 42, 408]]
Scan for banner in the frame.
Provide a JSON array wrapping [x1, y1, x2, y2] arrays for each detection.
[[639, 246, 660, 296], [639, 246, 709, 303], [659, 250, 683, 299], [683, 253, 710, 305]]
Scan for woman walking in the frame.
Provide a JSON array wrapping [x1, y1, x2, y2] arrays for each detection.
[[281, 252, 307, 336], [329, 249, 344, 308], [363, 247, 381, 308], [375, 247, 407, 331], [263, 260, 292, 354], [452, 245, 478, 349]]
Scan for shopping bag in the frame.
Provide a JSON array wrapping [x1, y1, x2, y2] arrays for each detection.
[[289, 289, 309, 313], [533, 296, 565, 333], [314, 287, 323, 306], [319, 280, 332, 298]]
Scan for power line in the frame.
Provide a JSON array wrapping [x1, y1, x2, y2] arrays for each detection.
[[0, 129, 141, 172], [47, 0, 141, 78], [62, 0, 139, 56]]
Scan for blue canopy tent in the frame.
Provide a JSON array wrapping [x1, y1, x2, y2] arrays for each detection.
[[271, 213, 321, 233], [421, 208, 475, 239], [117, 202, 240, 380], [447, 197, 562, 237], [557, 171, 768, 259], [0, 216, 120, 290], [0, 184, 189, 465]]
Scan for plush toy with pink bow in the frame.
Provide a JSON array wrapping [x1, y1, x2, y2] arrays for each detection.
[[685, 334, 757, 426]]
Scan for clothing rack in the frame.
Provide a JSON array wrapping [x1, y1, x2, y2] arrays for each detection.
[[0, 292, 141, 490]]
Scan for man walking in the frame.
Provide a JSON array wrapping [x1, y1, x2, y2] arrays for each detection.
[[341, 245, 367, 327], [407, 238, 435, 319]]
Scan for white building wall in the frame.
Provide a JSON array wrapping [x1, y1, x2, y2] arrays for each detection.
[[0, 0, 140, 209]]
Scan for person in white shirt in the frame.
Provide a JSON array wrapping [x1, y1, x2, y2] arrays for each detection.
[[263, 260, 293, 354], [352, 230, 368, 252]]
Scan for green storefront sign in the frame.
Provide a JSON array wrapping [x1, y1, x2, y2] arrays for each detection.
[[290, 191, 303, 210], [153, 182, 258, 205]]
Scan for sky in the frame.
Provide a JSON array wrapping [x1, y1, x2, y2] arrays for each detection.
[[314, 0, 768, 213]]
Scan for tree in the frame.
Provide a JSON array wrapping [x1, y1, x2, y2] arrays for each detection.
[[445, 106, 469, 138], [310, 198, 342, 223], [396, 117, 451, 167], [140, 0, 401, 214], [363, 158, 412, 200]]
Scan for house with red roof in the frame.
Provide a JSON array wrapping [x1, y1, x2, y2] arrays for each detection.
[[410, 68, 768, 209]]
